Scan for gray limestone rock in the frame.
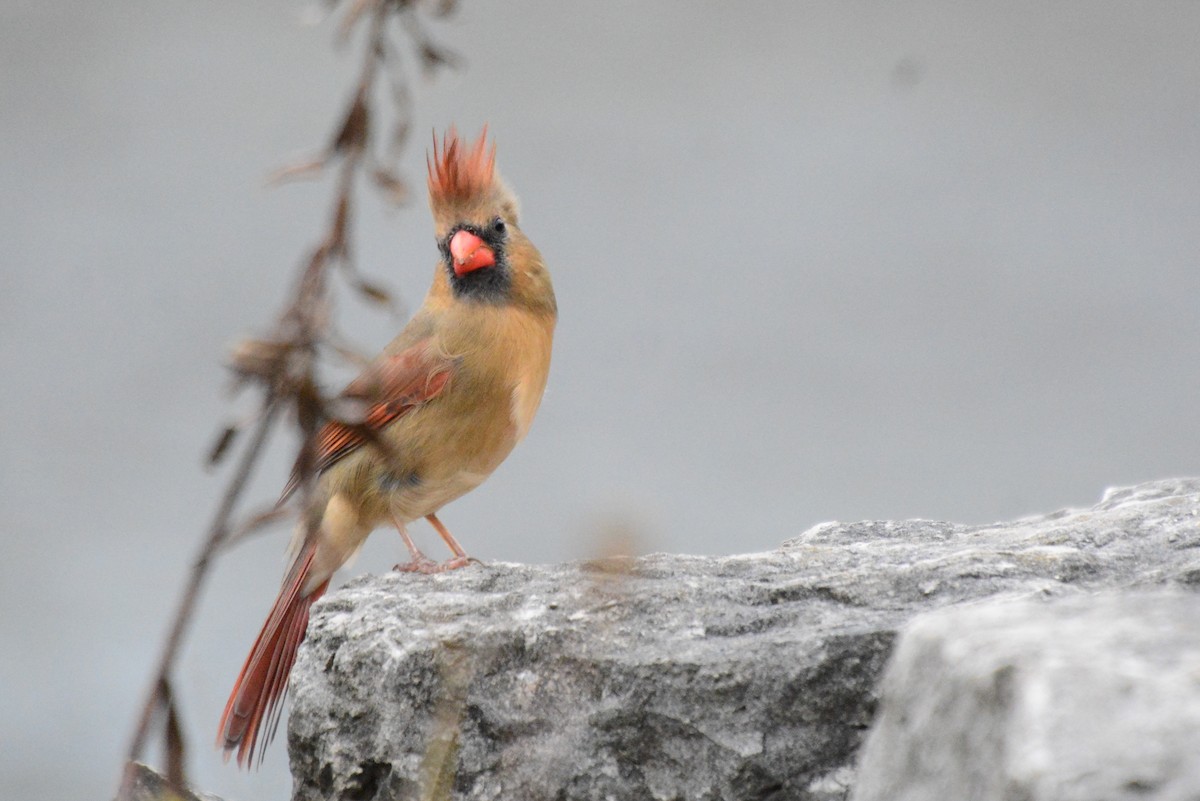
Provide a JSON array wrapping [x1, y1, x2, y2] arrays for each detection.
[[851, 591, 1200, 801], [287, 478, 1200, 800]]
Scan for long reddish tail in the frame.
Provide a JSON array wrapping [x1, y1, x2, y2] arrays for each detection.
[[218, 544, 330, 768]]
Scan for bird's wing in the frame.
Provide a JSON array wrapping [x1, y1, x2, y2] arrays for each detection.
[[279, 338, 454, 503]]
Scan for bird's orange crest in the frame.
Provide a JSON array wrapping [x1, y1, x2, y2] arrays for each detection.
[[427, 126, 496, 204]]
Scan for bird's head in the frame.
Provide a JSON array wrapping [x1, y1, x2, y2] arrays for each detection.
[[427, 127, 525, 302]]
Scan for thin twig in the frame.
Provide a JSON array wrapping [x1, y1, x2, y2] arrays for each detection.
[[119, 392, 281, 799], [116, 0, 457, 795]]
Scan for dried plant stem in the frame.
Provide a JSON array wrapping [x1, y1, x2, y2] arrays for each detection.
[[115, 1, 457, 795], [119, 393, 281, 798]]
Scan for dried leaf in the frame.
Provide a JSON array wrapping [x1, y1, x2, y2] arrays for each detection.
[[358, 277, 397, 309], [372, 167, 409, 204], [419, 41, 459, 73], [331, 90, 370, 154], [296, 377, 324, 429], [206, 424, 240, 467], [354, 277, 393, 305], [265, 155, 327, 186], [229, 337, 291, 380], [221, 506, 294, 551], [389, 115, 412, 154]]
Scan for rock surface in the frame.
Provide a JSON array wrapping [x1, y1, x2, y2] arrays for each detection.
[[852, 591, 1200, 801], [287, 479, 1200, 800]]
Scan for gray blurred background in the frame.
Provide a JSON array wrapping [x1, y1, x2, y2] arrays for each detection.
[[3, 1, 1199, 799]]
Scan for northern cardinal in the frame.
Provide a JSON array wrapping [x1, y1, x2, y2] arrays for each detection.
[[218, 128, 556, 767]]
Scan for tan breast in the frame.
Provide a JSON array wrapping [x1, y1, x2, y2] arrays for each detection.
[[379, 303, 554, 523], [510, 345, 551, 442], [450, 301, 554, 446]]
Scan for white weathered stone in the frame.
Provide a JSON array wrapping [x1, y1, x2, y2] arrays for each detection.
[[853, 591, 1200, 801], [287, 479, 1200, 800]]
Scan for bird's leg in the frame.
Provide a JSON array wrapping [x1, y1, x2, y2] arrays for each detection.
[[425, 513, 479, 571], [391, 517, 440, 573]]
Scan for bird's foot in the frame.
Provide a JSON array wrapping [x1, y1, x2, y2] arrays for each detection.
[[438, 555, 482, 571], [392, 555, 480, 574], [392, 554, 440, 573]]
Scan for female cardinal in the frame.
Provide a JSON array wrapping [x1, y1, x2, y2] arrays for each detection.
[[218, 129, 556, 767]]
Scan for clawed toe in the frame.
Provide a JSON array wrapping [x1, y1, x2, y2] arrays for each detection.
[[425, 555, 478, 573], [392, 555, 479, 574], [393, 556, 440, 573], [438, 555, 480, 571]]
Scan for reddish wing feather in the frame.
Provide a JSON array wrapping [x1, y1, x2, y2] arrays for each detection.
[[279, 340, 453, 502]]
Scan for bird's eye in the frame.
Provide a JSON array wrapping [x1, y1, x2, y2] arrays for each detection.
[[491, 218, 506, 235]]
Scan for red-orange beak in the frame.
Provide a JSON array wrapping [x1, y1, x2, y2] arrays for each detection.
[[449, 230, 496, 276]]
